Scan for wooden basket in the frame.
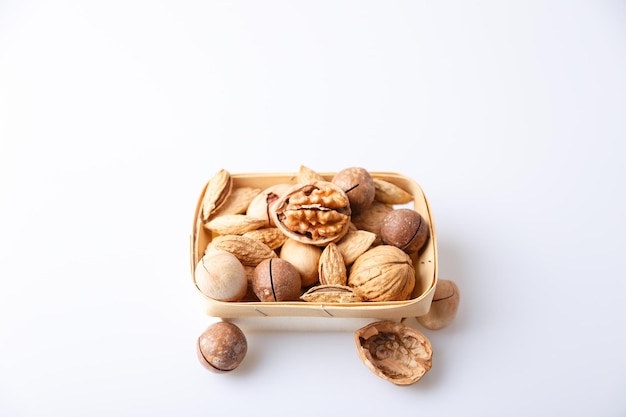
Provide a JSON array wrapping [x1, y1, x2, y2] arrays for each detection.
[[190, 171, 438, 320]]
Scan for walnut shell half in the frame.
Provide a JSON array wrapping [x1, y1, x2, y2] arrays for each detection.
[[354, 321, 432, 385]]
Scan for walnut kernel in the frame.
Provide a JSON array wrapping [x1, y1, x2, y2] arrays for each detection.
[[272, 181, 351, 245]]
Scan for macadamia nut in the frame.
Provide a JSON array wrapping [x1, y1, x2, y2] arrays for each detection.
[[417, 280, 460, 330], [380, 208, 429, 254], [197, 321, 247, 373], [195, 250, 248, 301], [252, 258, 302, 301]]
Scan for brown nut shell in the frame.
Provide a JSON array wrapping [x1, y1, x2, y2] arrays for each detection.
[[197, 321, 248, 373], [271, 181, 351, 246], [331, 167, 375, 215], [380, 208, 429, 254], [354, 321, 432, 385], [417, 279, 460, 330], [252, 258, 302, 302]]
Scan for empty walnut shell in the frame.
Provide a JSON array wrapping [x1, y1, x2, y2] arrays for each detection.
[[271, 181, 351, 246], [354, 321, 432, 385]]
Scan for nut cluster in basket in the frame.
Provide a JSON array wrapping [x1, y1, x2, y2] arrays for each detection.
[[194, 165, 431, 304]]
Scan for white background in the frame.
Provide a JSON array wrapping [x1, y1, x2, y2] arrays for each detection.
[[1, 1, 625, 416]]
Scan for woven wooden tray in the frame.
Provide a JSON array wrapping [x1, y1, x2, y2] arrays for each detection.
[[190, 171, 438, 320]]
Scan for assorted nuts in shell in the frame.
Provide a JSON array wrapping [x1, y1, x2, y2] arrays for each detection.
[[192, 166, 461, 384], [194, 166, 433, 304]]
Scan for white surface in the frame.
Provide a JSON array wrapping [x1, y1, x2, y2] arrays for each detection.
[[1, 1, 625, 416]]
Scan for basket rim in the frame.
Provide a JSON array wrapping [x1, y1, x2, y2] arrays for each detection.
[[190, 170, 438, 318]]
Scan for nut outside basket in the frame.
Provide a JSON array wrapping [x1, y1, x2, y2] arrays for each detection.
[[190, 171, 438, 320]]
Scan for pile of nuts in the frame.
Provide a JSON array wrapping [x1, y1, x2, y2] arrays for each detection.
[[195, 165, 431, 304], [193, 166, 460, 385]]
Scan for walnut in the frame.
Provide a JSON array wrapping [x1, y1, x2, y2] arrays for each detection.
[[354, 321, 432, 385], [271, 181, 351, 245], [347, 245, 415, 302]]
